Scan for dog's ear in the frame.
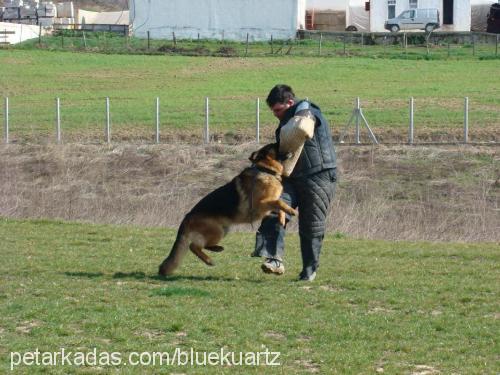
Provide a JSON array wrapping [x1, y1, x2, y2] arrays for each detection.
[[249, 151, 257, 162]]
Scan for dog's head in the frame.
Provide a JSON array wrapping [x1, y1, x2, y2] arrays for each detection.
[[249, 143, 291, 175], [249, 143, 279, 163]]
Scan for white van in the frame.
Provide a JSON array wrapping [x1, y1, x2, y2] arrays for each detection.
[[385, 8, 440, 32]]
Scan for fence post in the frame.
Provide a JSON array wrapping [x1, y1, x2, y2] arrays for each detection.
[[409, 97, 414, 145], [105, 97, 111, 144], [256, 97, 260, 144], [343, 35, 346, 55], [318, 33, 323, 55], [472, 34, 475, 56], [204, 97, 210, 143], [355, 97, 360, 144], [405, 33, 408, 57], [147, 31, 150, 50], [270, 34, 274, 54], [464, 97, 469, 144], [245, 33, 249, 56], [155, 97, 160, 144], [38, 24, 42, 46], [56, 97, 61, 143], [496, 34, 498, 57], [3, 97, 8, 144]]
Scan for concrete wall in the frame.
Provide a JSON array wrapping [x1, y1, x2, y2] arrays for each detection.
[[370, 0, 471, 31], [130, 0, 306, 41], [0, 21, 41, 44]]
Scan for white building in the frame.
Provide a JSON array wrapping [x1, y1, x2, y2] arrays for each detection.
[[129, 0, 306, 41], [370, 0, 471, 31], [308, 0, 473, 32]]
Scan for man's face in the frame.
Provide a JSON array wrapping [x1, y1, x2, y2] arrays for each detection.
[[270, 99, 294, 120]]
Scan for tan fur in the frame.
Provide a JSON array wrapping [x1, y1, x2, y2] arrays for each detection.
[[158, 143, 297, 276]]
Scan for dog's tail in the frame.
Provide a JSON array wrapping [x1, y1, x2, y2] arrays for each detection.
[[158, 221, 190, 276]]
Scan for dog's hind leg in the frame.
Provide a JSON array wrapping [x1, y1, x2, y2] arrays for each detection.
[[190, 244, 214, 266], [205, 245, 224, 252], [204, 224, 226, 253]]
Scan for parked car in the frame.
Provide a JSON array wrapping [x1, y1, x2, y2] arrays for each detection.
[[487, 3, 500, 33], [385, 8, 440, 33]]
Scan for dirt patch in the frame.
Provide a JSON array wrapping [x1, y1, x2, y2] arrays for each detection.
[[264, 331, 286, 340], [294, 359, 321, 373], [16, 320, 43, 334]]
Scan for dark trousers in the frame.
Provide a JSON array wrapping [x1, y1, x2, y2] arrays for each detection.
[[254, 168, 337, 277]]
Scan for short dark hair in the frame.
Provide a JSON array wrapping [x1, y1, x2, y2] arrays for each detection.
[[266, 84, 296, 107]]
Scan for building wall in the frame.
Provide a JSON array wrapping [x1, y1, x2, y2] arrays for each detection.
[[370, 0, 471, 31], [307, 0, 348, 11], [130, 0, 306, 41], [0, 21, 42, 44]]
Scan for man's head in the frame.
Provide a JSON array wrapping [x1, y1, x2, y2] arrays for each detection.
[[266, 84, 296, 120]]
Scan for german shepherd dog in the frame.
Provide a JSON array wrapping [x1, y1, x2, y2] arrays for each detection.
[[158, 143, 297, 276]]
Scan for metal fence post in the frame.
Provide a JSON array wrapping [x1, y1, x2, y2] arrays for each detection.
[[155, 97, 160, 144], [105, 97, 110, 144], [409, 97, 414, 145], [355, 97, 360, 144], [464, 97, 469, 144], [204, 97, 209, 143], [56, 97, 61, 143], [318, 33, 323, 55], [3, 97, 8, 144], [256, 97, 260, 144]]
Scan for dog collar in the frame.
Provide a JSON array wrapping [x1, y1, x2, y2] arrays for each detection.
[[252, 164, 282, 181]]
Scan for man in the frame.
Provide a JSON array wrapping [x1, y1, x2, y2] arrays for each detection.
[[253, 84, 337, 281]]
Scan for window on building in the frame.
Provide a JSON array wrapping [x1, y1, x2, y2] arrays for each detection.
[[409, 0, 418, 9], [388, 0, 396, 19]]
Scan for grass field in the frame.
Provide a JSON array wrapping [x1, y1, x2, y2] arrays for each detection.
[[16, 31, 500, 61], [0, 218, 498, 373], [1, 49, 499, 143]]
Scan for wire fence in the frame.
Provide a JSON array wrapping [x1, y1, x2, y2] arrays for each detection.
[[2, 95, 499, 145], [10, 29, 500, 60]]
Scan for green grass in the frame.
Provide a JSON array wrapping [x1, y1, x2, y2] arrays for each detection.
[[16, 32, 500, 61], [0, 218, 498, 373], [0, 49, 499, 142]]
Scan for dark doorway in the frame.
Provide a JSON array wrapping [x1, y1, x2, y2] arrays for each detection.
[[443, 0, 454, 24]]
